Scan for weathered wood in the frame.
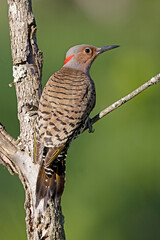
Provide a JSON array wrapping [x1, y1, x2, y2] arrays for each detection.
[[0, 0, 66, 239], [8, 0, 43, 155]]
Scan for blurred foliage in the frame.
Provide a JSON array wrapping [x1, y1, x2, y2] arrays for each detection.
[[0, 0, 160, 239]]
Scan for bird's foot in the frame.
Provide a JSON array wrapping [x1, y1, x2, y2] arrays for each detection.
[[87, 118, 94, 133]]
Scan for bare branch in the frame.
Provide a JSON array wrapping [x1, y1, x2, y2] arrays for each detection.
[[89, 73, 160, 127], [0, 123, 18, 174]]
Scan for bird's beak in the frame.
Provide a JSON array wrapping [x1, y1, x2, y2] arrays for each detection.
[[96, 45, 120, 54]]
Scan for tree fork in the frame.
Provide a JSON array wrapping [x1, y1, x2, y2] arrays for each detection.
[[5, 0, 66, 239]]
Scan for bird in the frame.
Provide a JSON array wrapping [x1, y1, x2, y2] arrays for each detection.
[[34, 44, 119, 209]]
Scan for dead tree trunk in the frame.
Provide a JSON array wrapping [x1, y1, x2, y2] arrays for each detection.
[[0, 0, 66, 239]]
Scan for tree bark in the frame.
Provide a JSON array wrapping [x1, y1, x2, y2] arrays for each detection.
[[0, 0, 159, 239], [3, 0, 66, 239]]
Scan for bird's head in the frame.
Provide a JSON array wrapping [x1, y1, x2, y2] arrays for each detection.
[[63, 44, 119, 74]]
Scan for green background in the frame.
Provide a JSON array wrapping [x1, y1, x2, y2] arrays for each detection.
[[0, 0, 160, 239]]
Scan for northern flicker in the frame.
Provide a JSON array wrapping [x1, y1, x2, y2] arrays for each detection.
[[34, 44, 119, 209]]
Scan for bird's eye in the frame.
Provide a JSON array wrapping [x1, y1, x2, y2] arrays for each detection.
[[85, 48, 91, 54]]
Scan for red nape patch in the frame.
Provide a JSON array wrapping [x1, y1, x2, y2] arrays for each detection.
[[64, 55, 74, 65]]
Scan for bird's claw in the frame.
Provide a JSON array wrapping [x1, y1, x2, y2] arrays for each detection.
[[87, 118, 94, 133]]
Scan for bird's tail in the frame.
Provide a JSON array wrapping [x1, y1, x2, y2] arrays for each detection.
[[35, 159, 65, 209]]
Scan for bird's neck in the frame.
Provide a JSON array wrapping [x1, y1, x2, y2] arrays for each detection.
[[63, 59, 90, 75], [60, 66, 90, 79]]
